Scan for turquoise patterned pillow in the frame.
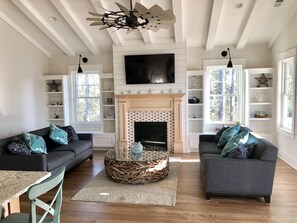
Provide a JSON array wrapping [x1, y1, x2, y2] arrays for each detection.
[[49, 124, 68, 145], [217, 124, 241, 148], [220, 131, 249, 158], [23, 133, 47, 154]]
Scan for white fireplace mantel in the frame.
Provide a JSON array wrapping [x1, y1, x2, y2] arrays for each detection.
[[115, 94, 185, 153]]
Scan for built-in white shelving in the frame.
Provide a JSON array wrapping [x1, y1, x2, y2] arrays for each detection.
[[245, 68, 275, 143], [186, 70, 204, 151], [44, 75, 69, 126]]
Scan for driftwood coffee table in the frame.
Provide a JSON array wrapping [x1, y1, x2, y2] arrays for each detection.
[[104, 149, 169, 184]]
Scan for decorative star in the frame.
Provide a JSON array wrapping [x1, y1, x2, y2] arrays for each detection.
[[127, 89, 132, 94], [167, 88, 173, 93], [255, 73, 272, 87], [147, 88, 153, 94], [137, 90, 141, 94], [47, 80, 61, 92], [160, 90, 164, 94]]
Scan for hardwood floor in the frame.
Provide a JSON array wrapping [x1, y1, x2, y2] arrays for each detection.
[[20, 150, 297, 223]]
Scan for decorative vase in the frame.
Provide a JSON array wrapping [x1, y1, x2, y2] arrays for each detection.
[[130, 142, 143, 154]]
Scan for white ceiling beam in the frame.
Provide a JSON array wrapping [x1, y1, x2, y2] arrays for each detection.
[[11, 0, 75, 57], [0, 11, 51, 58], [90, 0, 123, 46], [50, 0, 99, 55], [268, 1, 297, 48], [237, 0, 264, 49], [172, 0, 183, 43], [206, 0, 224, 51]]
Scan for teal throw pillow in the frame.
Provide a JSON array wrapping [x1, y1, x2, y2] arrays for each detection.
[[23, 132, 47, 154], [220, 131, 249, 158], [217, 124, 241, 148], [49, 124, 68, 145]]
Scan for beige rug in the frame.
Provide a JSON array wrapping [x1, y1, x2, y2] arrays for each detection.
[[72, 161, 180, 206]]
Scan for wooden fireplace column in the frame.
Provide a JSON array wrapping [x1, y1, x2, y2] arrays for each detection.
[[115, 94, 185, 153]]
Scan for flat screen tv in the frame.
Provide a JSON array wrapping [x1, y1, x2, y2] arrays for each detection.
[[125, 54, 175, 84]]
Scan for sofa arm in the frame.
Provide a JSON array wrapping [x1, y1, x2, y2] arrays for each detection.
[[199, 134, 216, 142], [0, 154, 47, 171], [201, 156, 276, 196], [77, 133, 93, 141]]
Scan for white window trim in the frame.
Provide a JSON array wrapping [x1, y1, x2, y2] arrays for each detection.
[[277, 48, 296, 138], [68, 64, 103, 132], [203, 59, 246, 126]]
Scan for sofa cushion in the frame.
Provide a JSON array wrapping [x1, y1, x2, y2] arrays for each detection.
[[214, 126, 229, 143], [49, 124, 68, 145], [47, 151, 74, 171], [23, 133, 47, 154], [7, 137, 31, 155], [51, 140, 92, 155], [199, 142, 222, 155], [60, 125, 79, 142], [220, 131, 249, 158], [227, 142, 256, 159], [217, 124, 241, 148]]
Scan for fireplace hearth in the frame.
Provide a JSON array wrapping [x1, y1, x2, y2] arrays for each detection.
[[134, 122, 167, 150]]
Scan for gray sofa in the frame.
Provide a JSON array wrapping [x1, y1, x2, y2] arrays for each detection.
[[199, 126, 278, 203], [0, 127, 93, 174]]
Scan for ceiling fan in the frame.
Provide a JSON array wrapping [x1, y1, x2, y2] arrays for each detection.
[[86, 0, 176, 32]]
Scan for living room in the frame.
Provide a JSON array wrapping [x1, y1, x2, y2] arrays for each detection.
[[0, 0, 297, 222]]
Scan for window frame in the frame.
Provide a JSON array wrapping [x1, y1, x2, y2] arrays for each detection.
[[277, 50, 296, 137], [204, 65, 244, 125], [73, 72, 101, 124], [68, 64, 103, 133]]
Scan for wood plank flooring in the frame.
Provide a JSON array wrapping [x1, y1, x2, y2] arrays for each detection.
[[20, 150, 297, 223]]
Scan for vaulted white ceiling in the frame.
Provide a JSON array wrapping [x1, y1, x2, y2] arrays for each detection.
[[1, 0, 297, 57]]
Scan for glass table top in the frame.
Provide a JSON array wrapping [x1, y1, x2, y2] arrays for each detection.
[[105, 148, 169, 162]]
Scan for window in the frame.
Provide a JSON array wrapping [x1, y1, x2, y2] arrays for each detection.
[[278, 57, 295, 133], [205, 66, 242, 123], [74, 73, 101, 123]]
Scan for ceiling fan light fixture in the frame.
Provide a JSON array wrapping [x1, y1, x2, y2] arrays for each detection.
[[86, 0, 176, 32]]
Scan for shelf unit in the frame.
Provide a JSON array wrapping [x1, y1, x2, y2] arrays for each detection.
[[101, 73, 115, 133], [245, 68, 275, 143], [187, 70, 204, 151], [44, 75, 69, 126]]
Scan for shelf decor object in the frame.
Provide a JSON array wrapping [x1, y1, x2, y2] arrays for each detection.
[[86, 0, 175, 32], [255, 73, 272, 87], [254, 111, 269, 118], [47, 80, 61, 92]]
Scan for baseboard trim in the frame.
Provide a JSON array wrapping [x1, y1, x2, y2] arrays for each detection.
[[278, 150, 297, 171]]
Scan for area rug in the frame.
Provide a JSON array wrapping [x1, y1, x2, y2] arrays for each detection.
[[72, 160, 180, 206]]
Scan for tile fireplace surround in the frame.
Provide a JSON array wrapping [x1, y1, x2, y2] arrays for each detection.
[[115, 94, 185, 153]]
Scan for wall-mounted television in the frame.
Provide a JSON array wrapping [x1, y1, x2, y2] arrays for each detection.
[[125, 53, 175, 84]]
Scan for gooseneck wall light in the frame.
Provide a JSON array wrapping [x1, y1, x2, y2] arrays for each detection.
[[221, 48, 233, 68], [77, 54, 88, 73]]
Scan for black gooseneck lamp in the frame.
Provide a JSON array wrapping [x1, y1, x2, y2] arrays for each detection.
[[221, 48, 233, 68], [77, 54, 88, 73]]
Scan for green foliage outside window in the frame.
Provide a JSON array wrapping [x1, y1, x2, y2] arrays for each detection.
[[76, 73, 101, 122], [208, 67, 239, 122]]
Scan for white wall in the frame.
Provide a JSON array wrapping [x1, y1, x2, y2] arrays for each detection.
[[0, 19, 49, 138], [271, 12, 297, 170], [187, 44, 271, 70], [48, 51, 113, 75]]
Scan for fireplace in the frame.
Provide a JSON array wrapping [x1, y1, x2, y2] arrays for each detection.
[[116, 94, 184, 153], [134, 122, 167, 150]]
